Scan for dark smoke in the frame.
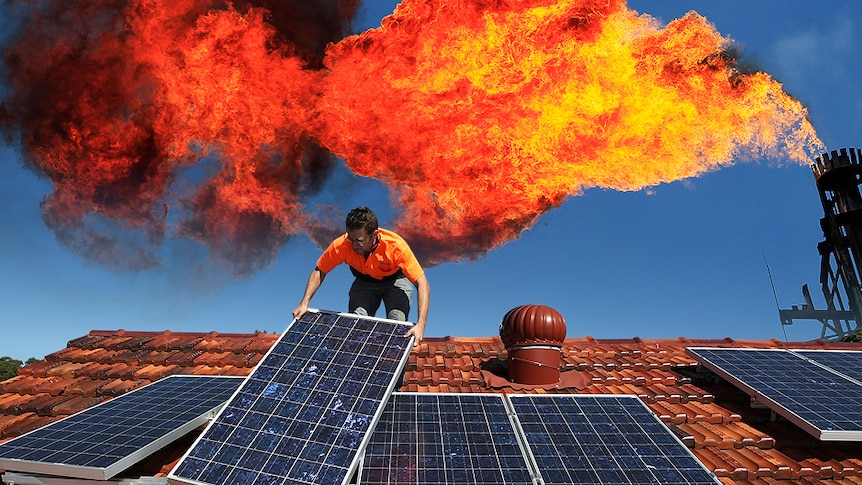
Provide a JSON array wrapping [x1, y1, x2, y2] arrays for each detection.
[[0, 0, 358, 276]]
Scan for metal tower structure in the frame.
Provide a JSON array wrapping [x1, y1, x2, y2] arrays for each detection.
[[779, 147, 862, 341]]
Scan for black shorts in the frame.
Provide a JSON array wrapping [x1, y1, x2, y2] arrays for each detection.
[[348, 275, 414, 320]]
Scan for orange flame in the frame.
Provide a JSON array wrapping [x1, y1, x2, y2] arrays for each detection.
[[318, 0, 822, 264], [1, 0, 822, 274]]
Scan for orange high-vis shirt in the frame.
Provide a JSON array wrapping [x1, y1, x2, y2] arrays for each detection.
[[316, 228, 425, 282]]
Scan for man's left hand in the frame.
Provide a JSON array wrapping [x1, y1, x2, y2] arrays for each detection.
[[404, 322, 425, 347]]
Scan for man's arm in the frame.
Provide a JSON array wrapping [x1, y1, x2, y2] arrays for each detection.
[[404, 274, 429, 346], [292, 267, 327, 319]]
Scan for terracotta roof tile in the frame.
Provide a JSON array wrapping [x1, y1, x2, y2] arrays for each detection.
[[3, 394, 42, 415], [146, 332, 196, 350], [75, 362, 115, 379], [14, 360, 59, 378], [166, 350, 204, 366], [45, 347, 84, 363], [0, 415, 57, 439], [194, 335, 261, 353], [652, 399, 740, 426], [694, 447, 756, 480], [45, 362, 91, 379], [677, 422, 775, 449], [188, 365, 237, 376], [66, 333, 109, 349], [94, 336, 134, 351], [686, 401, 741, 424], [133, 364, 179, 381], [0, 413, 34, 441], [104, 363, 144, 380], [20, 394, 74, 417], [193, 352, 233, 367], [60, 348, 102, 363], [111, 348, 154, 365], [36, 377, 81, 396], [84, 348, 119, 364], [65, 378, 112, 397], [650, 400, 690, 424], [731, 448, 785, 479], [98, 378, 146, 396], [746, 448, 798, 480], [137, 350, 179, 365], [247, 353, 265, 367], [101, 335, 155, 351], [0, 376, 44, 395], [243, 333, 279, 354], [51, 395, 110, 416]]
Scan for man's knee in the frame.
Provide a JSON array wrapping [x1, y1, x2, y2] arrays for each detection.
[[387, 309, 406, 321], [352, 307, 369, 316]]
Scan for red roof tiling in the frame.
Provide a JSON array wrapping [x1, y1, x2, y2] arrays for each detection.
[[2, 329, 862, 482], [51, 395, 110, 416], [0, 415, 55, 439]]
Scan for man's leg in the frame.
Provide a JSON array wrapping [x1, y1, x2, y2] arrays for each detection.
[[383, 277, 413, 321], [348, 278, 383, 317]]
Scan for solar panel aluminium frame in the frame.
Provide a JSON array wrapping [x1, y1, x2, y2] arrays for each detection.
[[506, 394, 721, 485], [168, 309, 415, 485], [0, 375, 245, 481], [359, 392, 540, 485], [686, 347, 862, 441]]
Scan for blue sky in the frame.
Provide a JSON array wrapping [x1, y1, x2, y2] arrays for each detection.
[[2, 0, 861, 360]]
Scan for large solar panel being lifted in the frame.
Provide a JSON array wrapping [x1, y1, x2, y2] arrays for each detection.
[[0, 375, 243, 480], [169, 310, 414, 485], [361, 392, 536, 485], [508, 394, 720, 485], [686, 347, 862, 441]]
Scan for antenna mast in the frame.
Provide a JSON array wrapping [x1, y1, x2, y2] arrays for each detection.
[[779, 147, 862, 340]]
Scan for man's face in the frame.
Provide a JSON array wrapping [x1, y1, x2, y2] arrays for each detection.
[[347, 228, 377, 256]]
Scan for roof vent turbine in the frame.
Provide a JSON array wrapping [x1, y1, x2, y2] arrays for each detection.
[[499, 304, 566, 385]]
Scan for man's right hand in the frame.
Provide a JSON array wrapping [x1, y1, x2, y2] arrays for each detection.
[[292, 303, 308, 320]]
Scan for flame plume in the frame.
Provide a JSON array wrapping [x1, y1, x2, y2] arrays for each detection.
[[1, 0, 822, 274], [318, 0, 822, 264]]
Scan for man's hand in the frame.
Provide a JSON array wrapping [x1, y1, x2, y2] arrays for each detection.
[[404, 322, 425, 347], [292, 303, 308, 320]]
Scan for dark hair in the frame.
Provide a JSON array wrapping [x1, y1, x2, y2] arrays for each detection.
[[346, 207, 378, 234]]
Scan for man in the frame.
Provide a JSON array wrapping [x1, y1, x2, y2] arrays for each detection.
[[292, 207, 430, 344]]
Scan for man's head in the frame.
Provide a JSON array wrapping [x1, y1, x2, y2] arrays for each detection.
[[346, 207, 379, 255]]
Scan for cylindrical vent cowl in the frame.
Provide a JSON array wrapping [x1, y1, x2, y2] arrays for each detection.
[[499, 304, 566, 385], [500, 304, 567, 348]]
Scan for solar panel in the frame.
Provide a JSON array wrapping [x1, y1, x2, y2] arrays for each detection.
[[168, 310, 414, 485], [0, 375, 243, 480], [686, 347, 862, 441], [508, 394, 720, 485], [792, 349, 862, 382], [360, 392, 537, 485]]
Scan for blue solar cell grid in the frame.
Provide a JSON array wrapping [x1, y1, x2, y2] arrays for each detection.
[[361, 393, 536, 485], [793, 350, 862, 383], [169, 310, 414, 485], [0, 375, 243, 480], [686, 347, 862, 440], [508, 395, 719, 485]]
